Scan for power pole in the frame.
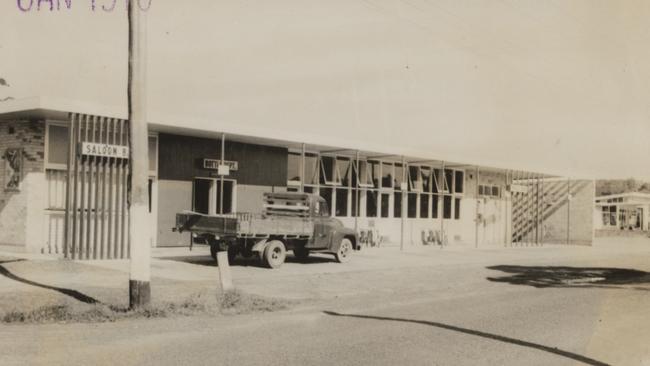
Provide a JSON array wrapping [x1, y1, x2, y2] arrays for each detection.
[[128, 0, 151, 308]]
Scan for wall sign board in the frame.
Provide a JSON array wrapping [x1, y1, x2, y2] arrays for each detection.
[[80, 142, 129, 159], [203, 158, 238, 171]]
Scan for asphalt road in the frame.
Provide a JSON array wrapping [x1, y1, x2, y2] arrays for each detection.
[[2, 238, 650, 366]]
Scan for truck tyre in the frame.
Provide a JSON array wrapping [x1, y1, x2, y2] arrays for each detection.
[[335, 238, 353, 263], [293, 246, 310, 261], [263, 240, 286, 269]]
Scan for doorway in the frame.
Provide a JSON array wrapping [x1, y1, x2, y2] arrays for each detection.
[[193, 178, 236, 215]]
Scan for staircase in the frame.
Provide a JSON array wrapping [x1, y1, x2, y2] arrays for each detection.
[[511, 179, 591, 244]]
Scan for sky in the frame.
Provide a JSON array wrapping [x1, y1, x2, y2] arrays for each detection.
[[1, 0, 649, 179]]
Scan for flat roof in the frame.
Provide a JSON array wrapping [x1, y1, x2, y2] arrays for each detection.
[[0, 97, 559, 176]]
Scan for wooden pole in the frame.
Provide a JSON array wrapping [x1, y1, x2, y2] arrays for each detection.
[[400, 156, 405, 251], [220, 133, 225, 214], [300, 143, 306, 193], [128, 1, 151, 308], [475, 166, 479, 249]]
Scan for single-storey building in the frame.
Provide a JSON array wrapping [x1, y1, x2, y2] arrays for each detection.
[[594, 192, 650, 232], [0, 98, 595, 259]]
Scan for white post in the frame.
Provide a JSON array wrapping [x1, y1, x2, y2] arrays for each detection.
[[128, 0, 151, 308]]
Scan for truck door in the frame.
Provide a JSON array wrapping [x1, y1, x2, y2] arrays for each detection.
[[311, 198, 336, 248]]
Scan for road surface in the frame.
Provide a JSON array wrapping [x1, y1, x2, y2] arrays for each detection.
[[1, 238, 649, 365]]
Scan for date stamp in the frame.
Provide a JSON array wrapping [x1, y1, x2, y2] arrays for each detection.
[[16, 0, 152, 12]]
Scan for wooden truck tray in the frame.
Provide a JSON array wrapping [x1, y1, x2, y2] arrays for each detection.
[[174, 211, 238, 236]]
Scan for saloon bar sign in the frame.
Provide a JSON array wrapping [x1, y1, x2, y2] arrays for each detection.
[[203, 159, 238, 176], [80, 142, 130, 159]]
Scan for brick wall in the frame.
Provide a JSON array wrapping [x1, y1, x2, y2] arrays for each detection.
[[0, 119, 45, 248]]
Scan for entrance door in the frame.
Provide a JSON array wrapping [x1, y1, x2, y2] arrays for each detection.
[[193, 178, 236, 215], [193, 178, 211, 214]]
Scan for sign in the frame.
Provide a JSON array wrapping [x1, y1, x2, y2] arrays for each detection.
[[509, 184, 529, 194], [203, 159, 238, 172], [80, 142, 129, 159]]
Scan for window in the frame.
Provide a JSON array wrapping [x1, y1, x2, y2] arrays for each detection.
[[320, 187, 333, 215], [351, 189, 360, 217], [454, 171, 464, 193], [320, 156, 340, 185], [421, 168, 431, 193], [370, 161, 380, 188], [304, 154, 319, 185], [431, 195, 439, 218], [407, 193, 417, 218], [336, 188, 348, 217], [444, 169, 453, 193], [454, 198, 461, 219], [338, 158, 351, 186], [287, 152, 302, 184], [380, 193, 390, 218], [479, 185, 501, 198], [366, 190, 378, 217], [357, 161, 374, 188], [46, 123, 69, 168], [394, 164, 404, 189], [432, 169, 441, 193], [394, 192, 402, 218], [443, 195, 452, 219], [409, 166, 422, 192], [381, 162, 393, 189], [420, 194, 430, 218], [148, 135, 158, 174]]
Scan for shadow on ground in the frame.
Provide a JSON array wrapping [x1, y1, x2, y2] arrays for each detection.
[[0, 260, 100, 304], [323, 311, 609, 366], [157, 254, 336, 267], [487, 265, 650, 290]]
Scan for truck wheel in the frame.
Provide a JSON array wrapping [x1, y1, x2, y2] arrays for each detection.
[[293, 246, 310, 261], [263, 240, 286, 269], [335, 238, 353, 263]]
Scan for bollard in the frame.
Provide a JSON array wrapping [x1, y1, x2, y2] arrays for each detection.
[[216, 251, 234, 292]]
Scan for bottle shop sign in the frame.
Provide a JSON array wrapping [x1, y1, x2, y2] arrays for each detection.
[[203, 159, 238, 175], [80, 142, 129, 159]]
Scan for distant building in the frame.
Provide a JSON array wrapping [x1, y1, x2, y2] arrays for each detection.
[[595, 193, 650, 232]]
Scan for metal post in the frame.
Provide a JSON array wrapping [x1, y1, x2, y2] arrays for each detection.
[[128, 1, 151, 308]]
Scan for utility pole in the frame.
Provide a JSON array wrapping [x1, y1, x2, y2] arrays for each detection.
[[128, 0, 151, 308]]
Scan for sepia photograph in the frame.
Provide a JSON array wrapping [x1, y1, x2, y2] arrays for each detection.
[[1, 1, 649, 365]]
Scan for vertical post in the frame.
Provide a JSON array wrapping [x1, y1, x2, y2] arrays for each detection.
[[354, 151, 359, 235], [220, 133, 225, 214], [475, 166, 479, 249], [300, 143, 306, 193], [440, 161, 445, 247], [63, 113, 75, 259], [504, 170, 509, 247], [400, 156, 405, 251], [128, 1, 151, 308]]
